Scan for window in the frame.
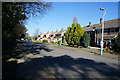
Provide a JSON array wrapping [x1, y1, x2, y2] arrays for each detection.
[[50, 35, 53, 37], [55, 34, 61, 36], [115, 28, 119, 32], [104, 29, 108, 33], [97, 29, 101, 34], [110, 28, 119, 33], [119, 27, 120, 32], [64, 33, 66, 36], [43, 35, 46, 38], [110, 28, 115, 33]]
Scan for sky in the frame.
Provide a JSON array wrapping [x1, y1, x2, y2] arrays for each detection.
[[24, 2, 118, 36]]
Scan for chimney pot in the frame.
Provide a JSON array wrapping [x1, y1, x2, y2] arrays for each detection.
[[100, 18, 102, 24], [89, 22, 92, 27]]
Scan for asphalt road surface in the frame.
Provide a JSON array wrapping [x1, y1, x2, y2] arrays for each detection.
[[17, 42, 119, 78]]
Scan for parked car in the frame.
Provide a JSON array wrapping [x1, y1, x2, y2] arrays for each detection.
[[25, 39, 32, 42], [20, 38, 25, 42]]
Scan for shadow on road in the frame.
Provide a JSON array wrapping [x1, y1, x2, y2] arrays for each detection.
[[38, 55, 119, 78], [2, 42, 53, 80], [16, 42, 53, 58], [16, 55, 119, 79], [17, 58, 55, 79], [2, 42, 119, 79]]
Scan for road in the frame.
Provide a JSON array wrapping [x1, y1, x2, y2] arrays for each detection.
[[17, 42, 119, 78]]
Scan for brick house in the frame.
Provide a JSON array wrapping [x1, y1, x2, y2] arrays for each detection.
[[83, 18, 120, 48]]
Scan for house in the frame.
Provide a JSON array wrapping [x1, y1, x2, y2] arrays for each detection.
[[38, 28, 66, 43], [39, 33, 46, 38], [54, 28, 66, 42], [83, 18, 120, 48], [48, 30, 58, 42], [38, 33, 47, 40]]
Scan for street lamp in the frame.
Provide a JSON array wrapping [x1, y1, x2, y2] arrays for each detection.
[[100, 8, 106, 55]]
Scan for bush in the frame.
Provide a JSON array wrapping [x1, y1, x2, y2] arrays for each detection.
[[34, 37, 37, 40], [82, 32, 91, 47], [51, 41, 54, 43], [103, 48, 111, 52], [112, 33, 120, 53], [43, 40, 48, 43], [38, 40, 43, 43], [65, 23, 84, 46]]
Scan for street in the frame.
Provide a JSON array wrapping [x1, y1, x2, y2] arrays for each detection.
[[16, 42, 119, 78], [3, 2, 120, 80]]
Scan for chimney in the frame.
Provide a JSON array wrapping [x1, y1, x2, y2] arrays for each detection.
[[100, 18, 102, 24], [89, 22, 92, 27], [61, 28, 63, 31]]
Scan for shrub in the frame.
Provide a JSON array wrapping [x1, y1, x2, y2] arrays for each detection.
[[103, 48, 111, 52], [43, 40, 48, 43], [111, 33, 120, 53], [82, 32, 91, 47], [39, 40, 43, 43], [51, 41, 54, 43], [65, 23, 84, 46]]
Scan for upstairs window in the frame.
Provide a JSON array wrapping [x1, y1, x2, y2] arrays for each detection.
[[97, 29, 101, 34], [43, 35, 46, 38], [50, 35, 53, 37], [55, 34, 61, 36], [110, 28, 115, 33], [115, 28, 119, 32], [110, 28, 119, 33], [104, 29, 108, 33]]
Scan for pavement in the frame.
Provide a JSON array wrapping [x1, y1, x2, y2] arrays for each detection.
[[51, 45, 119, 60]]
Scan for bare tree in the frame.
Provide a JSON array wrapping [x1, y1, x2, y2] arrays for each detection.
[[73, 16, 78, 24], [34, 29, 40, 37]]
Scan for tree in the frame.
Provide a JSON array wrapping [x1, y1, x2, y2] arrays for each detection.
[[33, 29, 40, 40], [73, 16, 78, 24], [65, 18, 84, 46], [2, 2, 52, 49], [34, 29, 39, 37], [82, 32, 91, 47], [65, 26, 73, 45], [111, 33, 120, 53], [13, 24, 27, 39]]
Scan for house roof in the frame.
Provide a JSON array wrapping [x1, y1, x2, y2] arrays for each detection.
[[46, 32, 52, 35], [83, 18, 120, 31], [97, 35, 117, 39], [39, 29, 67, 37], [40, 33, 46, 36], [56, 29, 66, 34]]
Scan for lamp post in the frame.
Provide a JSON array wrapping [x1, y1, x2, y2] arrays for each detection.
[[100, 8, 106, 55]]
